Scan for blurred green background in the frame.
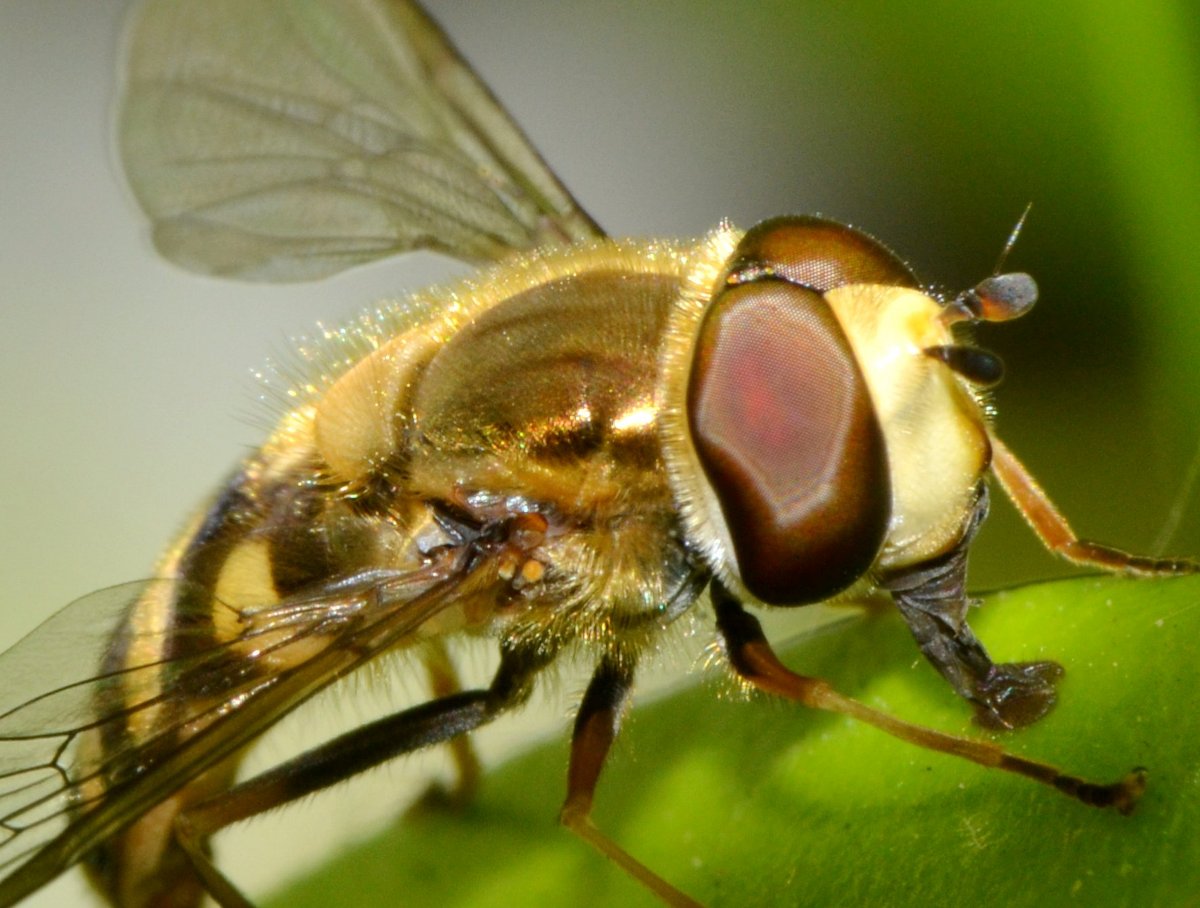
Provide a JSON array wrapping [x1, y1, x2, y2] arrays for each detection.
[[1, 1, 1198, 905]]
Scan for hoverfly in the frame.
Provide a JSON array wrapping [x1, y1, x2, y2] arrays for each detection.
[[0, 2, 1195, 907]]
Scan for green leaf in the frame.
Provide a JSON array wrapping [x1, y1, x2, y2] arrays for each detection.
[[267, 574, 1200, 908]]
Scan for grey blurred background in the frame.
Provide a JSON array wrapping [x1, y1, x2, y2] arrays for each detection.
[[2, 2, 1198, 905]]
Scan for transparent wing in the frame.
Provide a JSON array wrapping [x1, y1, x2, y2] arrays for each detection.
[[119, 0, 604, 282], [0, 544, 476, 904]]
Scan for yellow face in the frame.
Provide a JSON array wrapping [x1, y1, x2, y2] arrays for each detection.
[[824, 283, 991, 570], [658, 218, 997, 608], [4, 3, 1180, 908]]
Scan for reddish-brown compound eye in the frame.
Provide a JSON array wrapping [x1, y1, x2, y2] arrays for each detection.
[[727, 216, 919, 291], [688, 279, 890, 605]]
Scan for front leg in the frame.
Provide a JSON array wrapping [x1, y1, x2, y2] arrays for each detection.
[[712, 583, 1144, 812], [881, 485, 1062, 729], [989, 432, 1199, 575]]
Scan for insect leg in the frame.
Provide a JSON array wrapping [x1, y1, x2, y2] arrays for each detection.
[[989, 432, 1199, 574], [174, 644, 550, 907], [558, 657, 703, 908], [419, 639, 483, 806], [712, 582, 1146, 814]]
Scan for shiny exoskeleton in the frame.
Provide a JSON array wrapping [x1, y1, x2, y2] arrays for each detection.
[[0, 2, 1194, 907]]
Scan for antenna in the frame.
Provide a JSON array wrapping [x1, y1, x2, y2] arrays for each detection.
[[994, 202, 1033, 274]]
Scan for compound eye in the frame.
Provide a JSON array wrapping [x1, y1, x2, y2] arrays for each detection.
[[688, 279, 891, 604], [726, 216, 919, 291]]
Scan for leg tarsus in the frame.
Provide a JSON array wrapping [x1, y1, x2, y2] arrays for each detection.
[[989, 432, 1199, 575], [712, 583, 1146, 814], [1059, 539, 1199, 576], [559, 801, 703, 908]]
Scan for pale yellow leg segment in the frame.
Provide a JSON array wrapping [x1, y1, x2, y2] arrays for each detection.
[[560, 799, 703, 908], [421, 639, 483, 805], [174, 814, 254, 908]]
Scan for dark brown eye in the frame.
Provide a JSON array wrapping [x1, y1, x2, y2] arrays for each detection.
[[725, 216, 919, 292], [688, 278, 890, 604]]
